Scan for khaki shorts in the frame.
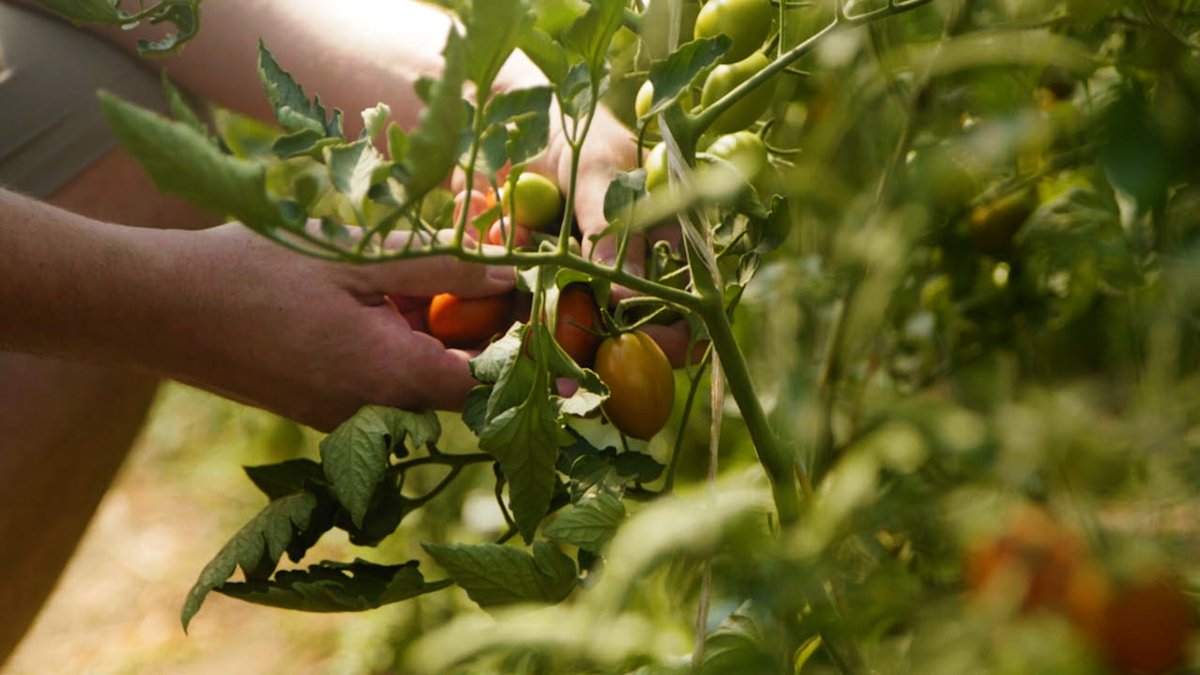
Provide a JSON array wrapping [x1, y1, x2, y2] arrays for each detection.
[[0, 3, 166, 198]]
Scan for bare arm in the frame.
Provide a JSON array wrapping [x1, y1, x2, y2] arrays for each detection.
[[0, 188, 515, 431]]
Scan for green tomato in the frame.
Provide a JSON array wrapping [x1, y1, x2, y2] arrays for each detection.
[[693, 0, 773, 63], [498, 173, 563, 231], [644, 142, 669, 192], [704, 130, 768, 184], [635, 81, 694, 137], [700, 51, 774, 134]]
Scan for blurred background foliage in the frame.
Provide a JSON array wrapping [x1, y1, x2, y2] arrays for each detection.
[[15, 0, 1200, 672]]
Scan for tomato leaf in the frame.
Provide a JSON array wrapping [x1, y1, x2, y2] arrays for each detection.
[[181, 491, 336, 631], [561, 0, 625, 84], [400, 28, 468, 203], [320, 407, 440, 529], [479, 391, 564, 542], [421, 541, 576, 609], [212, 108, 280, 160], [99, 93, 293, 229], [543, 492, 626, 552], [216, 559, 451, 613], [244, 459, 327, 501], [519, 27, 572, 87], [463, 0, 535, 95], [33, 0, 200, 56], [160, 72, 211, 142], [324, 139, 391, 220], [485, 87, 553, 169], [699, 606, 789, 675], [257, 43, 343, 138], [645, 36, 731, 119]]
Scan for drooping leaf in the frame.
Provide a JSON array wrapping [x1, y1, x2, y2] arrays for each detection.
[[34, 0, 200, 56], [422, 541, 576, 608], [401, 29, 468, 202], [99, 93, 292, 229], [217, 559, 450, 612], [212, 107, 281, 159], [543, 492, 626, 552], [244, 459, 327, 501], [320, 406, 440, 528], [181, 491, 335, 630], [603, 169, 647, 226], [480, 394, 564, 542]]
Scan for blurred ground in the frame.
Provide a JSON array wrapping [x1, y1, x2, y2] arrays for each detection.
[[5, 384, 410, 675]]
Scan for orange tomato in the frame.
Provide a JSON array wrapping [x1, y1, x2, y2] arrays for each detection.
[[595, 331, 675, 440], [1095, 575, 1195, 674], [426, 293, 514, 347]]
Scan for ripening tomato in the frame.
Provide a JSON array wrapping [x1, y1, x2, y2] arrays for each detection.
[[700, 51, 774, 134], [704, 130, 768, 184], [595, 331, 675, 440], [427, 293, 514, 347], [1094, 575, 1195, 675], [693, 0, 772, 63], [965, 505, 1103, 619], [555, 285, 601, 367], [498, 173, 563, 232]]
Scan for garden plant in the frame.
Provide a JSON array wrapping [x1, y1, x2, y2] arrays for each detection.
[[34, 0, 1200, 672]]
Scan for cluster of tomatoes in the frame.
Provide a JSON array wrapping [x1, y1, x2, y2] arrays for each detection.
[[636, 0, 776, 193], [966, 505, 1196, 674], [422, 172, 677, 441]]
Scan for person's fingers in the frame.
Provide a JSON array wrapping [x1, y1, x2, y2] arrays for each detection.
[[352, 230, 514, 299], [390, 327, 484, 411], [639, 321, 691, 369]]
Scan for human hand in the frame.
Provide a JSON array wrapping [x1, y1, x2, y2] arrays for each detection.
[[152, 223, 514, 431]]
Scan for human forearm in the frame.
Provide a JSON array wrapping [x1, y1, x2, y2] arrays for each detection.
[[0, 189, 183, 368]]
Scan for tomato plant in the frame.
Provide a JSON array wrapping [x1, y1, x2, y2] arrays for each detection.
[[61, 0, 1200, 671]]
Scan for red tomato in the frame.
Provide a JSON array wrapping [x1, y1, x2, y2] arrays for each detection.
[[595, 331, 675, 440], [1095, 575, 1194, 674], [554, 285, 601, 367], [427, 293, 514, 347]]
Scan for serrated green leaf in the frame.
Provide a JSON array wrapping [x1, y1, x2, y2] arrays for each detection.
[[182, 491, 333, 630], [99, 93, 291, 229], [462, 386, 492, 437], [325, 139, 390, 217], [257, 43, 339, 136], [753, 194, 790, 254], [469, 323, 526, 385], [422, 541, 575, 608], [561, 0, 625, 82], [216, 559, 450, 612], [361, 103, 391, 140], [543, 492, 626, 552], [402, 29, 468, 202], [244, 459, 326, 501], [480, 396, 563, 542], [645, 36, 731, 119], [464, 0, 534, 94], [320, 406, 440, 528]]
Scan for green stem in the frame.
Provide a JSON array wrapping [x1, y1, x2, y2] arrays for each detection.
[[700, 299, 803, 524]]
